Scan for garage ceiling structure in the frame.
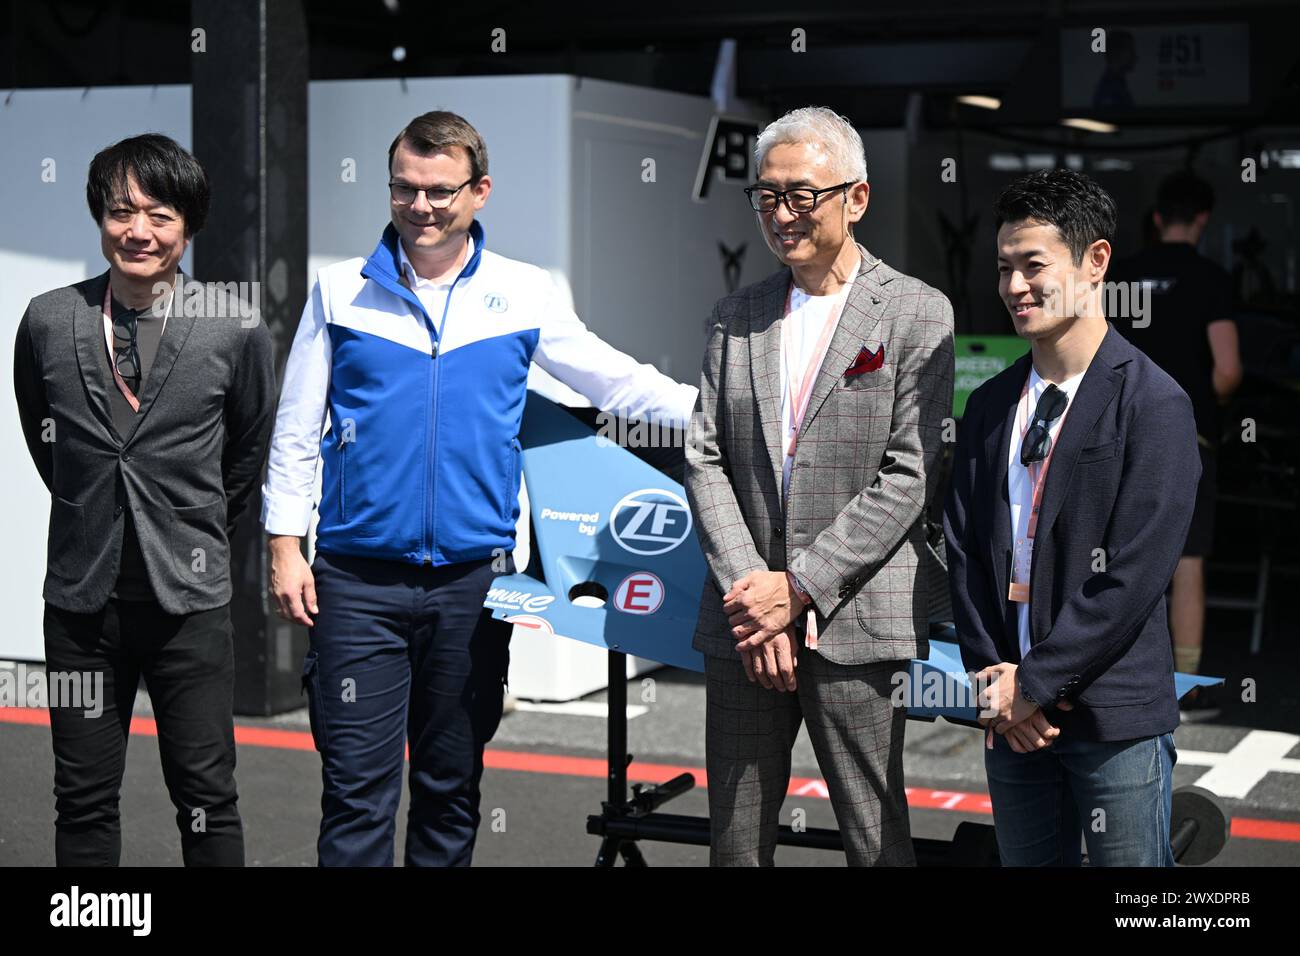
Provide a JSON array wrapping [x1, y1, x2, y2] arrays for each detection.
[[5, 0, 1299, 133]]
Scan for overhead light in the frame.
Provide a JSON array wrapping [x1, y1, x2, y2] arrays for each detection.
[[1262, 149, 1300, 169], [956, 95, 1002, 110], [989, 153, 1024, 171], [1061, 117, 1117, 134]]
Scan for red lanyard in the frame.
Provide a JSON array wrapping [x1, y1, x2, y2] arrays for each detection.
[[1014, 374, 1070, 539], [781, 282, 845, 458]]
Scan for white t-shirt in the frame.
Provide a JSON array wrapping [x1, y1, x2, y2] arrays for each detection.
[[779, 278, 855, 498], [1007, 364, 1085, 660]]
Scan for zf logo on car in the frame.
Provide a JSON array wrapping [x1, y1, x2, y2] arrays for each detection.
[[609, 488, 692, 556]]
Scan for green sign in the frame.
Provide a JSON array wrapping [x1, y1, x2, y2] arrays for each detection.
[[953, 335, 1028, 417]]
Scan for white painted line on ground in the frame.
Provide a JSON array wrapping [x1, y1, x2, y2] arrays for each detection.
[[511, 700, 649, 719], [1179, 730, 1300, 799]]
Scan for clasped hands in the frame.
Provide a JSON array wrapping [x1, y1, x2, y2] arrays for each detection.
[[975, 662, 1074, 753], [723, 570, 807, 693], [722, 574, 1074, 755]]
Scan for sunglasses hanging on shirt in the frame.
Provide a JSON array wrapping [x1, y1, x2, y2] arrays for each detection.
[[1020, 383, 1070, 465]]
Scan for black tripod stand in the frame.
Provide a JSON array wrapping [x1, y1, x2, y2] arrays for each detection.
[[586, 648, 1000, 866]]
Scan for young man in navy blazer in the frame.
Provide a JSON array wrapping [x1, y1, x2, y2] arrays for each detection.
[[943, 169, 1200, 866]]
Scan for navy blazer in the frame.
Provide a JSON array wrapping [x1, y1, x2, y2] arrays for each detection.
[[943, 323, 1200, 742]]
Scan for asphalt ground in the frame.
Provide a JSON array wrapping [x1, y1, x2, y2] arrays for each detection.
[[2, 606, 1298, 867]]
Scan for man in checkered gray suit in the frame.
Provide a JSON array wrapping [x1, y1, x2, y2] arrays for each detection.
[[685, 107, 954, 866]]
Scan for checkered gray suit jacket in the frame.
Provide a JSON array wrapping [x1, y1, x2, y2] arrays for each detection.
[[686, 245, 955, 665]]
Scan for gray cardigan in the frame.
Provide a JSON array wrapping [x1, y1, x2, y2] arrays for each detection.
[[13, 270, 276, 615]]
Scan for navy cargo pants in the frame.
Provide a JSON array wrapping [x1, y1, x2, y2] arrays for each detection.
[[303, 550, 511, 866]]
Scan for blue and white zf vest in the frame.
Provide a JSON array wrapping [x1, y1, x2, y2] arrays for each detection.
[[261, 220, 696, 566]]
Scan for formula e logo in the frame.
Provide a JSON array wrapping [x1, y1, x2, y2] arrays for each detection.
[[614, 572, 664, 615], [485, 588, 554, 613], [484, 294, 509, 312], [610, 488, 692, 556]]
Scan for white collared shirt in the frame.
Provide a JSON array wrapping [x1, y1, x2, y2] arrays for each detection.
[[397, 235, 475, 321], [1007, 365, 1085, 659]]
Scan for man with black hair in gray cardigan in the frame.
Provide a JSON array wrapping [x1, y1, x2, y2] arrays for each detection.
[[13, 134, 275, 866]]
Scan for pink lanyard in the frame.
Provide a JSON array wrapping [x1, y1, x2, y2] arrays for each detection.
[[102, 282, 171, 412], [780, 282, 844, 652], [781, 282, 844, 458], [1014, 375, 1070, 540]]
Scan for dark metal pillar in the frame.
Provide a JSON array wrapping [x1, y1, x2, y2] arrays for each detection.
[[191, 0, 308, 714]]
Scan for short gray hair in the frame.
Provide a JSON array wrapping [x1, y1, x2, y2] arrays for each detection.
[[754, 106, 868, 183]]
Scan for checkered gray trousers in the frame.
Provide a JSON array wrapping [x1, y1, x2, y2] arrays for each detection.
[[704, 647, 915, 866]]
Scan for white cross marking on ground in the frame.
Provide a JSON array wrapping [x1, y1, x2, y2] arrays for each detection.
[[1177, 730, 1300, 799]]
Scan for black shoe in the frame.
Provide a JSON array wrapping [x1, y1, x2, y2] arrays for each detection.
[[1179, 684, 1222, 722]]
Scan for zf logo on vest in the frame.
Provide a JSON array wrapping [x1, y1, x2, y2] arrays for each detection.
[[610, 488, 692, 556], [484, 294, 509, 312]]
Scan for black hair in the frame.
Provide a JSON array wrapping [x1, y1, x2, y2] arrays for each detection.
[[1155, 169, 1214, 226], [86, 134, 210, 238], [994, 168, 1117, 265]]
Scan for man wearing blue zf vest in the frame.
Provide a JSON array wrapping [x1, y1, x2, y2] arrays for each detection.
[[263, 111, 697, 866]]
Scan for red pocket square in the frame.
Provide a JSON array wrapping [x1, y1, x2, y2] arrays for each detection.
[[845, 344, 885, 377]]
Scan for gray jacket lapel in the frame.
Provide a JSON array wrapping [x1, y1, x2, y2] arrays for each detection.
[[988, 350, 1031, 646], [749, 272, 789, 491], [121, 274, 197, 447], [1032, 324, 1125, 546], [799, 246, 887, 433], [73, 271, 122, 445]]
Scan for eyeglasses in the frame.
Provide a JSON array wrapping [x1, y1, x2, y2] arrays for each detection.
[[744, 181, 855, 214], [111, 311, 142, 393], [1020, 384, 1069, 465], [388, 178, 474, 208]]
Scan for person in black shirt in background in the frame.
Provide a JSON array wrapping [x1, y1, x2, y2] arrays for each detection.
[[1111, 170, 1243, 717]]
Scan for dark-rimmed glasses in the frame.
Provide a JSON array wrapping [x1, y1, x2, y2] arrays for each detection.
[[744, 181, 855, 214], [388, 178, 474, 208]]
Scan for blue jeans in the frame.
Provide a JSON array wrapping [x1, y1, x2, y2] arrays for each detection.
[[303, 552, 511, 867], [984, 730, 1177, 866]]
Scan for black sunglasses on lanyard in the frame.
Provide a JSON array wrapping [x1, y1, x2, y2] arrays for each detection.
[[1020, 383, 1069, 466]]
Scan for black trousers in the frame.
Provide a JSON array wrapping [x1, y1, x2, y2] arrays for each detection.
[[43, 600, 244, 866]]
